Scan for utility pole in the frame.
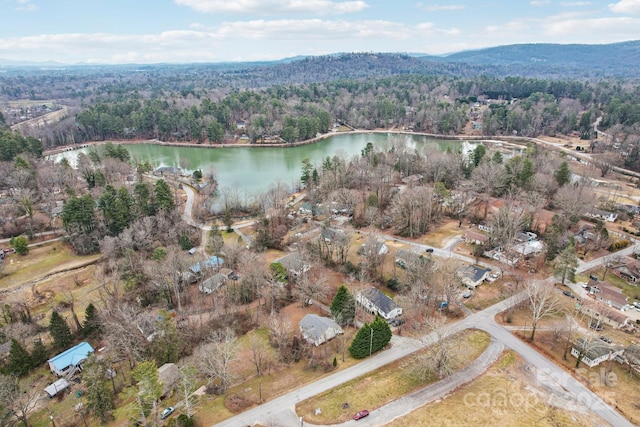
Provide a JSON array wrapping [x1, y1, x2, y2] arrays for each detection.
[[369, 327, 374, 357]]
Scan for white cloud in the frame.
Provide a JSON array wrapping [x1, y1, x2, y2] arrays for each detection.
[[608, 0, 640, 14], [485, 20, 530, 34], [416, 3, 464, 12], [215, 19, 437, 40], [15, 0, 37, 11], [543, 15, 640, 35], [530, 0, 550, 6], [174, 0, 368, 15], [0, 19, 451, 63]]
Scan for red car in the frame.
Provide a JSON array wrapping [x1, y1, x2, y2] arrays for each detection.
[[353, 410, 369, 420]]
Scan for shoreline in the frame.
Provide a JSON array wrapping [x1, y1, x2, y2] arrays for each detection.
[[43, 129, 533, 157]]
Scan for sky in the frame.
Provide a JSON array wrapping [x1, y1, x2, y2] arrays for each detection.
[[0, 0, 639, 64]]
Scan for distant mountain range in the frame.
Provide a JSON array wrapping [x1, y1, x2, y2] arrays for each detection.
[[1, 40, 639, 80], [430, 40, 640, 75]]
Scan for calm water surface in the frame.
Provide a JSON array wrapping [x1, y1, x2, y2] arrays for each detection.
[[54, 133, 482, 195]]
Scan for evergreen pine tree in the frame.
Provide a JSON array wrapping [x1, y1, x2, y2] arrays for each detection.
[[348, 323, 372, 359], [555, 243, 578, 285], [154, 179, 175, 211], [341, 292, 356, 326], [554, 161, 571, 186], [330, 285, 348, 320], [30, 338, 48, 367], [133, 360, 162, 417], [330, 285, 356, 326], [49, 310, 73, 349], [348, 317, 392, 359], [370, 316, 392, 351], [82, 303, 100, 337], [8, 338, 32, 376], [151, 310, 180, 365], [83, 355, 114, 422]]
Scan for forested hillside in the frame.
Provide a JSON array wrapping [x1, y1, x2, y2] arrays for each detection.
[[1, 42, 640, 171]]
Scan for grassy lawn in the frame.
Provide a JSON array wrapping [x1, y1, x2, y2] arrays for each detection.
[[0, 241, 100, 290], [525, 330, 640, 424], [575, 266, 640, 302], [464, 281, 508, 312], [197, 326, 361, 425], [387, 351, 595, 427], [295, 329, 490, 424], [421, 219, 462, 248]]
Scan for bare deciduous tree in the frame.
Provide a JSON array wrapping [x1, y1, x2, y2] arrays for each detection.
[[295, 269, 330, 307], [101, 302, 150, 369], [525, 280, 561, 341], [249, 334, 270, 378], [389, 186, 437, 238], [0, 374, 43, 427], [146, 246, 191, 312], [194, 328, 237, 394], [433, 259, 464, 309], [267, 314, 296, 363], [359, 233, 386, 281], [413, 318, 455, 380]]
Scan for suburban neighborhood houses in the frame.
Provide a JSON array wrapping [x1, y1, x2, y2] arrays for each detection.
[[4, 32, 640, 427]]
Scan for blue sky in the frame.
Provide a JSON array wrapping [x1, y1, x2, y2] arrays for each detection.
[[1, 0, 639, 64]]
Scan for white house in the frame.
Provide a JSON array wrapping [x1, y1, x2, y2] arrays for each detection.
[[571, 337, 624, 368], [457, 265, 491, 289], [48, 342, 94, 377], [299, 314, 343, 346], [356, 287, 402, 320]]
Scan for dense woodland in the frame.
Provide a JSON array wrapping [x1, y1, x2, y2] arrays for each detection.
[[1, 52, 640, 172]]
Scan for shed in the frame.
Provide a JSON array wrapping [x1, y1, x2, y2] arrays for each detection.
[[44, 378, 70, 398], [48, 342, 94, 377]]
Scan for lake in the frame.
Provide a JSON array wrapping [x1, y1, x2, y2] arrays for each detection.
[[53, 132, 484, 195]]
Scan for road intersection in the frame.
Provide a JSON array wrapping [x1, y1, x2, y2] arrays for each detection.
[[170, 174, 635, 427]]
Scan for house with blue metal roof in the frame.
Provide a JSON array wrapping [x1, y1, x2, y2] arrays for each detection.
[[48, 342, 94, 377], [189, 255, 224, 275]]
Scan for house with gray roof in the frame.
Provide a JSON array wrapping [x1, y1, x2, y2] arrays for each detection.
[[356, 287, 402, 320], [321, 227, 349, 243], [395, 248, 430, 270], [278, 252, 310, 277], [299, 314, 343, 346], [571, 337, 624, 368], [199, 273, 227, 295], [457, 265, 491, 289]]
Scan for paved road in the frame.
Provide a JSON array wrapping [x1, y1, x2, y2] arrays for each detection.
[[166, 172, 634, 427], [213, 286, 634, 427], [211, 293, 515, 427]]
